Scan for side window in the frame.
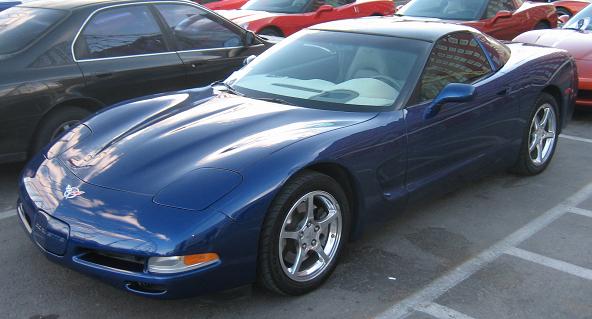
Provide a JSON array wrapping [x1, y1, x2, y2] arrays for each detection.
[[418, 32, 492, 102], [474, 33, 511, 70], [485, 0, 516, 18], [75, 5, 166, 60], [155, 4, 243, 51], [311, 0, 353, 11]]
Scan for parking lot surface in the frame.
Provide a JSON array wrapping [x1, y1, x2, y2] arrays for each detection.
[[1, 111, 591, 319]]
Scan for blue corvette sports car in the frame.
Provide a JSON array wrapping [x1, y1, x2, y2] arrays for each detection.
[[18, 18, 576, 298]]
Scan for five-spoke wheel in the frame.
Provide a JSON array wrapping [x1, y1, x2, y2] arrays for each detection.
[[258, 170, 350, 295]]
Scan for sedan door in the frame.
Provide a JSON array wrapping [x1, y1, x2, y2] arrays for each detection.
[[74, 4, 186, 106], [403, 31, 519, 202], [154, 3, 268, 88]]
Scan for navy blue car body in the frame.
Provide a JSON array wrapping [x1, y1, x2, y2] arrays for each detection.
[[17, 18, 576, 298]]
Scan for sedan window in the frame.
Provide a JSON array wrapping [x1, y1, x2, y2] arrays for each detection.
[[418, 32, 493, 102], [0, 7, 65, 54], [74, 5, 167, 60], [155, 4, 243, 51]]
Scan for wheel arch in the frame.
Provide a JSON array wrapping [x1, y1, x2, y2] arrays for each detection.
[[29, 97, 104, 153], [303, 162, 363, 241], [541, 84, 563, 129], [555, 6, 572, 16], [257, 25, 285, 37]]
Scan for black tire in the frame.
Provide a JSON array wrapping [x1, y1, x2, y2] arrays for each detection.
[[257, 170, 351, 295], [510, 93, 559, 176], [534, 21, 551, 30], [556, 7, 572, 18], [31, 106, 91, 153], [258, 27, 283, 37]]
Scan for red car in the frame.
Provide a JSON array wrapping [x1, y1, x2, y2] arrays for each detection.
[[552, 0, 590, 17], [396, 0, 558, 40], [197, 0, 248, 10], [218, 0, 395, 37], [514, 4, 592, 107]]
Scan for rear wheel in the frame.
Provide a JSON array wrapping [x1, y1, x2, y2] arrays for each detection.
[[510, 93, 559, 176], [556, 7, 572, 18], [258, 27, 283, 37], [534, 21, 551, 30], [257, 170, 350, 295], [32, 106, 91, 153]]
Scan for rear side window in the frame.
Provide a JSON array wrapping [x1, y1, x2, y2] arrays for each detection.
[[418, 32, 492, 102], [0, 7, 65, 54], [474, 32, 511, 70], [74, 5, 167, 60], [155, 4, 243, 51]]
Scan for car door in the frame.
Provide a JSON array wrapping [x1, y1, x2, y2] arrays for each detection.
[[74, 4, 186, 106], [154, 3, 267, 87], [480, 0, 523, 40], [404, 31, 518, 202]]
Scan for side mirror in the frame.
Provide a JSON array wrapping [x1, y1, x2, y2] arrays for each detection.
[[558, 14, 570, 25], [245, 31, 256, 46], [396, 4, 404, 11], [425, 83, 476, 119], [316, 5, 334, 15], [490, 10, 512, 24], [243, 55, 257, 66]]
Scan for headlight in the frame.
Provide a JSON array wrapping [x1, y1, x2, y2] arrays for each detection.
[[147, 253, 220, 274]]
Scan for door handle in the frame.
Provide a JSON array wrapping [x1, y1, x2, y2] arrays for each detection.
[[95, 73, 113, 79], [496, 87, 509, 96]]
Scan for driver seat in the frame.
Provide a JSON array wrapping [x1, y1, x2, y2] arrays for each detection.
[[345, 47, 390, 81]]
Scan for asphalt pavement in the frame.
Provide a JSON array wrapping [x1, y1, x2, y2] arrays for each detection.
[[1, 110, 591, 319]]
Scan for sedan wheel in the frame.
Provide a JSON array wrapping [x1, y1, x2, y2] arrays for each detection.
[[258, 170, 350, 295]]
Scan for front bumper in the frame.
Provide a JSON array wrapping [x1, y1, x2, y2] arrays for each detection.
[[16, 155, 257, 299]]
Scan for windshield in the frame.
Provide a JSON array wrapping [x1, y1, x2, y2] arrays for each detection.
[[242, 0, 314, 13], [564, 5, 592, 30], [0, 7, 65, 54], [398, 0, 487, 21], [227, 30, 430, 110]]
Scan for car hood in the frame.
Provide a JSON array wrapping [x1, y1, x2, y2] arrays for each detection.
[[514, 29, 592, 61], [218, 9, 282, 25], [54, 88, 376, 195]]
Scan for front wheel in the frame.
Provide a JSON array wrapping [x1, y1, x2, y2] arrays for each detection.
[[257, 170, 350, 295], [510, 93, 559, 176]]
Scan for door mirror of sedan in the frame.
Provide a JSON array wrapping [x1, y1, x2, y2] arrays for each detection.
[[245, 31, 256, 46], [243, 55, 257, 66], [558, 14, 570, 26], [316, 5, 334, 15], [490, 10, 512, 24], [425, 83, 476, 119]]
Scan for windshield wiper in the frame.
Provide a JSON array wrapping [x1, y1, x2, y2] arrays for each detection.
[[211, 81, 244, 96], [255, 97, 296, 106]]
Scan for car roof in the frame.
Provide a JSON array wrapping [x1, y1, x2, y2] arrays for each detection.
[[20, 0, 195, 11], [311, 17, 480, 42]]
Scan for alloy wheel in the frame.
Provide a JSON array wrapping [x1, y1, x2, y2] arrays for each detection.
[[528, 103, 557, 166], [278, 191, 342, 282]]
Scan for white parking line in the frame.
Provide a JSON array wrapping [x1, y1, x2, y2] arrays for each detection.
[[415, 303, 476, 319], [560, 134, 592, 144], [375, 182, 592, 319], [0, 209, 17, 221], [568, 206, 592, 219], [506, 247, 592, 281]]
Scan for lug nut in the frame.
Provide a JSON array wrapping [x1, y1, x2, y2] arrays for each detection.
[[312, 240, 317, 246], [302, 243, 307, 249], [314, 226, 320, 232]]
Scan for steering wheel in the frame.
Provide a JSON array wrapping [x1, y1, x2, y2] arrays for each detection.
[[372, 75, 402, 91]]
